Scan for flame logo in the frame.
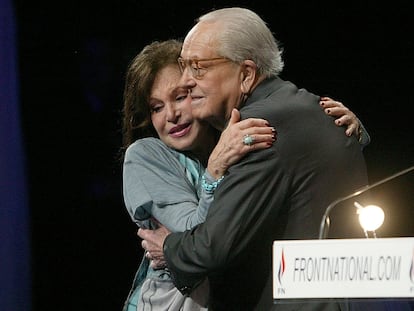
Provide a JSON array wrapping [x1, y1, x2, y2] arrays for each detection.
[[278, 249, 286, 285]]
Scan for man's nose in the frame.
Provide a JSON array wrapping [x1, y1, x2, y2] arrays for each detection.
[[178, 68, 196, 89]]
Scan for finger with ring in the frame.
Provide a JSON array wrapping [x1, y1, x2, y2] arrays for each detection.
[[243, 134, 254, 146]]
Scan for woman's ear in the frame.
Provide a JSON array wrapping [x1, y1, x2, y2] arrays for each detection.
[[240, 60, 257, 95]]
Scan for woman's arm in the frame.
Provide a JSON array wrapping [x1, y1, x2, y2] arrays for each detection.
[[206, 108, 275, 179], [123, 114, 274, 233], [320, 96, 371, 147]]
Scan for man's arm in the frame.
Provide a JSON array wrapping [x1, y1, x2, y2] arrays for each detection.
[[141, 144, 287, 293]]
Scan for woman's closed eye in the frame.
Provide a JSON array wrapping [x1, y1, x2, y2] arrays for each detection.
[[175, 88, 191, 104], [150, 102, 164, 113], [176, 94, 188, 103]]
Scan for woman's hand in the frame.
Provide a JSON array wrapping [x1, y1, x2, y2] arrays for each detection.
[[320, 96, 360, 137], [206, 109, 276, 179]]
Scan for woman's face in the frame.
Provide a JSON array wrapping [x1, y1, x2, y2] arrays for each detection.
[[149, 64, 215, 153]]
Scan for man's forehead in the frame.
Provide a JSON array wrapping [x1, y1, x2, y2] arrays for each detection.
[[181, 23, 218, 57]]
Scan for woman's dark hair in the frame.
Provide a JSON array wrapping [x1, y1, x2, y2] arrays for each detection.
[[121, 39, 183, 154]]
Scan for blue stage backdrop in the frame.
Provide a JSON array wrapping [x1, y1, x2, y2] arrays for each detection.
[[0, 0, 31, 310]]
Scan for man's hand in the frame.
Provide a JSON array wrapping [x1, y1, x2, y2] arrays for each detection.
[[138, 224, 171, 269]]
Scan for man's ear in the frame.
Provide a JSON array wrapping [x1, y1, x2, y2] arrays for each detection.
[[240, 60, 257, 94]]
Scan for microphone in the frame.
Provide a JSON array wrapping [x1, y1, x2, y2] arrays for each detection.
[[318, 165, 414, 239]]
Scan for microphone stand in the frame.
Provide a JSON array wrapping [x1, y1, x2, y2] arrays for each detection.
[[318, 165, 414, 239]]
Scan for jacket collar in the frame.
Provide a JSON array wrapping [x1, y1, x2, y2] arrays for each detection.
[[241, 76, 284, 109]]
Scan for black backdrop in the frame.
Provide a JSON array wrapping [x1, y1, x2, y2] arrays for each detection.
[[14, 1, 414, 310]]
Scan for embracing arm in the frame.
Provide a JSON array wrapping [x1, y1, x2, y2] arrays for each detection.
[[159, 148, 283, 293], [124, 111, 275, 232], [206, 108, 275, 179], [123, 138, 204, 231], [320, 97, 370, 147]]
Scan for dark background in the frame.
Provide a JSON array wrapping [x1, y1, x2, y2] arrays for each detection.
[[13, 0, 414, 310]]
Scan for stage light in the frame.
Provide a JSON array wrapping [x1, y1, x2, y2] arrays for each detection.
[[354, 201, 384, 238], [319, 165, 414, 239]]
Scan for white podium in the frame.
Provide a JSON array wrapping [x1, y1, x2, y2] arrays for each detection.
[[273, 237, 414, 302]]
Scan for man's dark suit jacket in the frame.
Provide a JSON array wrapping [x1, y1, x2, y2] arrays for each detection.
[[163, 77, 369, 310]]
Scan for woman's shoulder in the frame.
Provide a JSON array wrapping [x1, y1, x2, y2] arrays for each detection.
[[125, 137, 180, 163], [127, 137, 174, 154]]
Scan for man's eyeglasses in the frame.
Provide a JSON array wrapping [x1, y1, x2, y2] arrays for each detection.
[[177, 57, 231, 79]]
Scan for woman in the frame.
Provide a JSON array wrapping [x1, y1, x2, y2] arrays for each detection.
[[121, 39, 366, 311], [122, 39, 276, 311]]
